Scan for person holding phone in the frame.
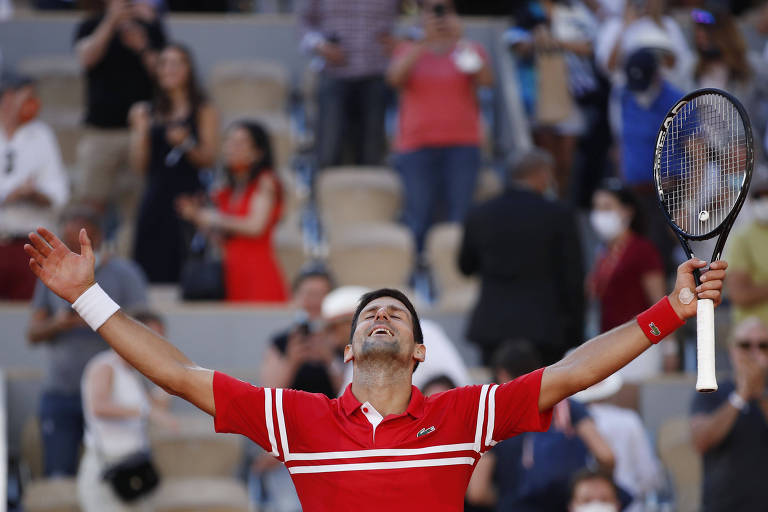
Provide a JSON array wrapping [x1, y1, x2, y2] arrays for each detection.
[[388, 0, 492, 262]]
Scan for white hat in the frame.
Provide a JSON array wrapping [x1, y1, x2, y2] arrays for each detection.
[[322, 286, 371, 320], [572, 373, 623, 403]]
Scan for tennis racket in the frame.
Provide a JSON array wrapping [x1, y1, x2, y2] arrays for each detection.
[[653, 88, 753, 393]]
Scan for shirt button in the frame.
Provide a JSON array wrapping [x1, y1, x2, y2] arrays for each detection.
[[362, 407, 369, 413]]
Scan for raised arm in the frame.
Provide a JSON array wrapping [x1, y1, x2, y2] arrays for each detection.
[[538, 258, 727, 411], [25, 227, 215, 416]]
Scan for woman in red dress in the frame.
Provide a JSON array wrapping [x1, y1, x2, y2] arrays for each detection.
[[178, 121, 288, 302]]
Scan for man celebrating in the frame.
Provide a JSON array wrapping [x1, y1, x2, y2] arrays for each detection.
[[24, 227, 726, 511]]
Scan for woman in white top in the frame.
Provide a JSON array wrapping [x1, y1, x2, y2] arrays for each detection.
[[77, 313, 176, 512]]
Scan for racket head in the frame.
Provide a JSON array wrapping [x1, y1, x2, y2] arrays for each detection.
[[653, 88, 753, 242]]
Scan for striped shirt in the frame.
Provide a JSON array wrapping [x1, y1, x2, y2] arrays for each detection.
[[299, 0, 400, 78], [213, 368, 552, 511]]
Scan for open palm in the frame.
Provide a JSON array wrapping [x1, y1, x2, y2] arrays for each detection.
[[25, 227, 96, 304]]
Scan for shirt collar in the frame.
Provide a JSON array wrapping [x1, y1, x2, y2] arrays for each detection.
[[339, 384, 426, 419]]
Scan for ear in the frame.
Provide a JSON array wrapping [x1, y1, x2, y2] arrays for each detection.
[[413, 343, 426, 363], [343, 344, 354, 364]]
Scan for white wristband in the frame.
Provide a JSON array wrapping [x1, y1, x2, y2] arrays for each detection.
[[728, 391, 748, 413], [71, 284, 120, 331]]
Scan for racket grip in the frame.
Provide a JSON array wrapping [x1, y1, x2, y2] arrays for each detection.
[[695, 298, 718, 392]]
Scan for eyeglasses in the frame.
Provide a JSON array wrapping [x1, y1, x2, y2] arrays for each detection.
[[736, 340, 768, 351]]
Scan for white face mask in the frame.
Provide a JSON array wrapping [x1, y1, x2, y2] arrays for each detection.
[[590, 210, 626, 241], [572, 502, 619, 512], [752, 198, 768, 223]]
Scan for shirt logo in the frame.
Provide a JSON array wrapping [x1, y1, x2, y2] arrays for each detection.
[[649, 322, 661, 336], [417, 426, 436, 438]]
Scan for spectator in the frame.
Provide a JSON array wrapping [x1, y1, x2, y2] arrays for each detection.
[[299, 0, 398, 168], [177, 121, 287, 302], [27, 206, 148, 477], [328, 285, 471, 393], [573, 373, 664, 512], [611, 48, 682, 274], [727, 175, 768, 328], [249, 264, 335, 512], [595, 0, 694, 88], [0, 73, 69, 300], [388, 0, 493, 258], [459, 148, 584, 365], [77, 309, 177, 512], [692, 6, 755, 102], [73, 0, 166, 255], [587, 180, 675, 378], [466, 341, 615, 511], [568, 468, 622, 512], [422, 374, 457, 396], [130, 43, 218, 284], [690, 316, 768, 512], [507, 0, 600, 199]]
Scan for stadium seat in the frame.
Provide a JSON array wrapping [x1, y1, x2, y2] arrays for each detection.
[[316, 167, 402, 228], [274, 216, 307, 286], [327, 222, 413, 288], [21, 416, 45, 480], [51, 122, 83, 168], [153, 477, 249, 512], [473, 167, 503, 203], [150, 415, 243, 478], [657, 416, 702, 512], [22, 477, 80, 512], [210, 59, 289, 117], [424, 223, 478, 311], [17, 56, 82, 123]]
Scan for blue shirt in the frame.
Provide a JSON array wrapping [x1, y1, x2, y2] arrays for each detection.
[[620, 81, 683, 185]]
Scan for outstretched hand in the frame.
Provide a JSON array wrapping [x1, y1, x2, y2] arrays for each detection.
[[669, 258, 728, 321], [25, 227, 96, 304]]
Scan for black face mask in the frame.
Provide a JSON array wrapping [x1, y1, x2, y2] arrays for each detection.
[[700, 46, 723, 60]]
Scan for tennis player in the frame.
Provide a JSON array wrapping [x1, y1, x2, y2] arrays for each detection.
[[24, 227, 727, 511]]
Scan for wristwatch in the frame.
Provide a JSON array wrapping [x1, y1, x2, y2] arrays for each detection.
[[728, 391, 748, 413]]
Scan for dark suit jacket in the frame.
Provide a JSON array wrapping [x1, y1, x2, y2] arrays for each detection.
[[458, 187, 584, 362]]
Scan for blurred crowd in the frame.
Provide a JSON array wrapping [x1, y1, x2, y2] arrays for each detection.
[[3, 0, 768, 511]]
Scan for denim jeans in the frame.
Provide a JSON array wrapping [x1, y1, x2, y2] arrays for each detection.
[[396, 145, 481, 254], [315, 74, 388, 168], [39, 391, 84, 476]]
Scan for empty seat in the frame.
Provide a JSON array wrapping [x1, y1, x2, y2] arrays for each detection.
[[22, 477, 80, 512], [211, 59, 289, 117], [317, 167, 402, 228], [327, 223, 413, 288], [154, 477, 249, 512], [17, 56, 82, 121], [273, 216, 307, 286], [51, 122, 83, 168], [657, 416, 701, 512], [424, 223, 478, 311]]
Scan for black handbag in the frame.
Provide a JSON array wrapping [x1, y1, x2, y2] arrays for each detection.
[[102, 451, 160, 503], [180, 231, 225, 300]]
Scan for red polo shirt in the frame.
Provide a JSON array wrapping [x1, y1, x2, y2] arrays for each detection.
[[213, 368, 552, 511]]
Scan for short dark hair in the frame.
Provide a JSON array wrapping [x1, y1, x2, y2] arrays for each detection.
[[350, 289, 424, 372], [595, 177, 647, 235], [492, 339, 542, 380], [292, 260, 335, 292], [569, 468, 619, 503]]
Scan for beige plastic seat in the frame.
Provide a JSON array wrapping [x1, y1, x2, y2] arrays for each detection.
[[317, 167, 402, 229], [150, 415, 243, 478], [21, 416, 45, 480], [327, 222, 413, 288], [154, 477, 249, 512], [424, 223, 478, 311], [211, 59, 289, 117], [473, 167, 503, 203], [50, 122, 84, 168], [22, 477, 80, 512], [17, 56, 83, 122], [657, 416, 702, 512], [273, 216, 307, 286]]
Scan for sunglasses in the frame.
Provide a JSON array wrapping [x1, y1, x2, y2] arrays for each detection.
[[736, 340, 768, 351]]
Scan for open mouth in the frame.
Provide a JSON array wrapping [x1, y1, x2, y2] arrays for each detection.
[[369, 326, 394, 337]]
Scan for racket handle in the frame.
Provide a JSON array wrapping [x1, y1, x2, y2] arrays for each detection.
[[695, 298, 718, 392]]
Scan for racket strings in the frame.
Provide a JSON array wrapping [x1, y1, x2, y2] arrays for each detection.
[[659, 93, 747, 237]]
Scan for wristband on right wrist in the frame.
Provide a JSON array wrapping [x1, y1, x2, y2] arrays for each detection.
[[636, 296, 685, 344], [729, 391, 748, 412], [71, 283, 120, 331]]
